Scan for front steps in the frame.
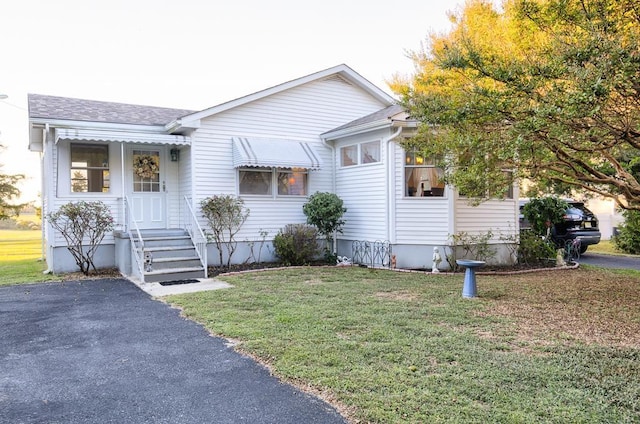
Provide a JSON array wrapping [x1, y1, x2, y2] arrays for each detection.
[[132, 229, 206, 283]]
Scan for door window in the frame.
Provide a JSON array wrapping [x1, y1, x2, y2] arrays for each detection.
[[132, 150, 160, 192]]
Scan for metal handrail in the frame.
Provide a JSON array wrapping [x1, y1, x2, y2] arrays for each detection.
[[124, 196, 145, 282], [184, 196, 208, 278]]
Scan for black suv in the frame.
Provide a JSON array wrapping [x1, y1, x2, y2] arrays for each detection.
[[519, 200, 601, 253]]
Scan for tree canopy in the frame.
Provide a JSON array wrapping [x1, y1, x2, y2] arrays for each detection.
[[392, 0, 640, 209], [0, 144, 25, 220]]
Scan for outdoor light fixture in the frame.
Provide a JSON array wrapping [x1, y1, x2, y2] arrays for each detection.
[[170, 148, 180, 162]]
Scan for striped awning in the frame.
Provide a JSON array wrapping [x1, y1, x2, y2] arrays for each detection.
[[55, 128, 191, 145], [232, 136, 322, 170]]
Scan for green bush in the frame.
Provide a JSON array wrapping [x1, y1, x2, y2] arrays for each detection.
[[200, 195, 249, 267], [518, 230, 557, 265], [46, 201, 114, 275], [303, 192, 346, 255], [522, 196, 568, 237], [273, 224, 319, 266], [613, 210, 640, 254]]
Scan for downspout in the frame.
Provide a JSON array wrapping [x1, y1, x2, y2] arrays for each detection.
[[41, 124, 52, 274], [321, 137, 338, 254], [384, 127, 403, 244], [121, 142, 126, 231]]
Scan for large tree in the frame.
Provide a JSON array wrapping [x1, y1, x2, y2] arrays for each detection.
[[0, 144, 25, 220], [392, 0, 640, 209]]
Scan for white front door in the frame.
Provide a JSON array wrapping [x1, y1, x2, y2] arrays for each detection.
[[128, 147, 167, 229]]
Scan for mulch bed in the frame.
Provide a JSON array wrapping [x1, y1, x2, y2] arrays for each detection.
[[208, 260, 568, 277]]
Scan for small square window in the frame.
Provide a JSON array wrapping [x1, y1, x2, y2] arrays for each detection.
[[361, 141, 380, 164], [340, 145, 357, 167]]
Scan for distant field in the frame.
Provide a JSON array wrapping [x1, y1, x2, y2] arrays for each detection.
[[0, 230, 56, 286], [0, 230, 42, 259]]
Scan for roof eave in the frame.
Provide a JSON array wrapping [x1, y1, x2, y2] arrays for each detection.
[[165, 118, 201, 134], [29, 117, 170, 134], [321, 119, 418, 141]]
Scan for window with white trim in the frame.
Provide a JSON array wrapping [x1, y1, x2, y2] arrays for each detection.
[[70, 143, 110, 193], [239, 167, 308, 196], [404, 149, 445, 197], [340, 141, 380, 167]]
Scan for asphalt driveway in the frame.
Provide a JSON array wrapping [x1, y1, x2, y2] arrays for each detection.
[[0, 278, 346, 424], [578, 252, 640, 270]]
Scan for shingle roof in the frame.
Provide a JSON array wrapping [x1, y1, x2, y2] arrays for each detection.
[[324, 104, 406, 134], [28, 94, 195, 126]]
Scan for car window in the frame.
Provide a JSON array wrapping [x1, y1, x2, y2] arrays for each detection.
[[565, 206, 584, 220]]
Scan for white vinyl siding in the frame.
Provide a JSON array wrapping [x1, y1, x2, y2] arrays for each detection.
[[455, 199, 518, 239], [47, 138, 125, 247], [164, 150, 181, 229], [178, 146, 193, 229], [393, 143, 451, 244], [335, 131, 388, 242], [192, 76, 387, 240]]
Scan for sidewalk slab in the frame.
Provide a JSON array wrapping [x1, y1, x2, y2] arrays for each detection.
[[132, 277, 233, 297]]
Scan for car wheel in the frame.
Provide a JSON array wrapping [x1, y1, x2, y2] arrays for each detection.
[[580, 245, 588, 254]]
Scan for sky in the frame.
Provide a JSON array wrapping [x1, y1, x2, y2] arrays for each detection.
[[0, 0, 465, 202]]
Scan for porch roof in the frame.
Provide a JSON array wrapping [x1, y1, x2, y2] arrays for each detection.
[[55, 128, 191, 145], [232, 137, 322, 170]]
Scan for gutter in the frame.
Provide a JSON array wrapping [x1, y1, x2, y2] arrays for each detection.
[[30, 118, 169, 134]]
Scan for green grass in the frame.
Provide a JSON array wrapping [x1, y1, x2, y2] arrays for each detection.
[[588, 239, 640, 257], [167, 267, 640, 423], [0, 230, 58, 286], [588, 239, 620, 255]]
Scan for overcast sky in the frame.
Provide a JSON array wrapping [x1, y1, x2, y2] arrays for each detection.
[[0, 0, 464, 201]]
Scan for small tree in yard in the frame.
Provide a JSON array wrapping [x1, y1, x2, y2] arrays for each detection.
[[200, 195, 249, 268], [0, 144, 26, 221], [46, 201, 114, 275], [302, 192, 346, 258]]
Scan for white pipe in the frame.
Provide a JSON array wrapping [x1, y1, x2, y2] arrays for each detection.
[[40, 124, 52, 273], [121, 142, 125, 231], [321, 137, 338, 253], [384, 127, 403, 243]]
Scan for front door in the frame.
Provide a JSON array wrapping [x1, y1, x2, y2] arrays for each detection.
[[128, 147, 166, 229]]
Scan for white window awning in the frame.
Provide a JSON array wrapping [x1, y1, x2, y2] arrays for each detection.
[[232, 137, 322, 170], [55, 128, 191, 146]]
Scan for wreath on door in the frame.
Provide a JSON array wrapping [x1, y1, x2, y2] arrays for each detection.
[[134, 155, 159, 179]]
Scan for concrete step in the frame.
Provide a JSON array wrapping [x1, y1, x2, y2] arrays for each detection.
[[147, 256, 203, 270], [134, 236, 193, 248], [144, 266, 206, 283], [137, 229, 189, 238], [143, 246, 198, 259]]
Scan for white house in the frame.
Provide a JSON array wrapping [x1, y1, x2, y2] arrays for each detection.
[[28, 64, 519, 282]]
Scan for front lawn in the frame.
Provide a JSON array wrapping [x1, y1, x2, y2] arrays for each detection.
[[167, 267, 640, 423]]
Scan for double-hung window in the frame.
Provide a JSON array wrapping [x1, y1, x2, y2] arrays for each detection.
[[404, 149, 445, 197], [70, 143, 110, 193]]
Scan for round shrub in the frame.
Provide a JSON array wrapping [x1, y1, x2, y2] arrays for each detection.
[[613, 210, 640, 255], [273, 224, 319, 266]]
